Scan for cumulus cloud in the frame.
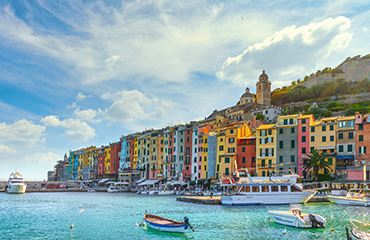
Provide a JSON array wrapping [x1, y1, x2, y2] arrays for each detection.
[[74, 108, 102, 122], [0, 144, 17, 155], [25, 151, 62, 164], [41, 115, 96, 142], [216, 16, 353, 87], [0, 119, 46, 148], [101, 89, 176, 123], [75, 92, 91, 101]]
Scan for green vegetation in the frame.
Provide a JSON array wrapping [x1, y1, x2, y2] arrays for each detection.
[[302, 149, 332, 182]]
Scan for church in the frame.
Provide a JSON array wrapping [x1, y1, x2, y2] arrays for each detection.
[[207, 70, 281, 123]]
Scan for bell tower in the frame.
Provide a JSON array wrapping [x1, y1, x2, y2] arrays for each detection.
[[256, 70, 271, 106]]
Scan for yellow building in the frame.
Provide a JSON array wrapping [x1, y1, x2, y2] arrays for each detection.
[[256, 124, 276, 177], [309, 117, 338, 175], [132, 137, 138, 170], [216, 125, 238, 178], [157, 134, 164, 179], [104, 147, 111, 174], [202, 131, 209, 179]]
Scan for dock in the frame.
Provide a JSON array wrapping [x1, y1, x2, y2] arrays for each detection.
[[176, 196, 221, 204]]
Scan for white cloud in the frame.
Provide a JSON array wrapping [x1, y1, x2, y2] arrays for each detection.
[[74, 108, 101, 122], [216, 16, 353, 87], [0, 119, 46, 148], [25, 152, 62, 164], [0, 144, 17, 155], [102, 89, 176, 123], [41, 115, 96, 142], [75, 92, 91, 101]]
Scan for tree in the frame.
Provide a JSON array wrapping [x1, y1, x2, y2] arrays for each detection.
[[256, 113, 265, 121], [302, 149, 332, 182]]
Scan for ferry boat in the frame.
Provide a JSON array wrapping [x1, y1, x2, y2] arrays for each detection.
[[220, 171, 316, 205], [268, 204, 326, 229], [327, 189, 370, 206], [6, 171, 27, 194]]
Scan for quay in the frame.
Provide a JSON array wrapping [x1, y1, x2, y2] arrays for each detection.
[[177, 196, 221, 204]]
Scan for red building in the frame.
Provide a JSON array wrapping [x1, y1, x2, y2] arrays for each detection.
[[110, 141, 122, 175], [355, 113, 370, 163], [97, 147, 106, 176], [297, 114, 314, 179], [183, 126, 193, 180], [236, 137, 256, 174]]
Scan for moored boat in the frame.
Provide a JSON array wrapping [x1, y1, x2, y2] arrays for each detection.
[[327, 189, 370, 206], [142, 212, 194, 233], [268, 204, 326, 229], [348, 219, 370, 240], [6, 171, 27, 194]]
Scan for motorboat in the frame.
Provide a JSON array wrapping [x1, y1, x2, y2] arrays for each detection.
[[347, 219, 370, 240], [220, 171, 316, 205], [141, 211, 194, 233], [327, 189, 370, 206], [6, 171, 27, 194], [107, 182, 130, 193], [268, 204, 326, 229]]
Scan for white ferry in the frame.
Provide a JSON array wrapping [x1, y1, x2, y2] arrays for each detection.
[[220, 172, 316, 205], [6, 171, 27, 194]]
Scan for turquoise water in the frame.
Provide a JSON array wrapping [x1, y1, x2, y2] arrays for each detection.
[[0, 192, 369, 240]]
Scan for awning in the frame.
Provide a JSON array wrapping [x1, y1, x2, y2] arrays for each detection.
[[115, 182, 129, 186], [317, 146, 335, 150], [172, 180, 188, 186], [98, 178, 109, 184], [138, 179, 161, 186], [136, 178, 146, 184], [336, 155, 355, 160]]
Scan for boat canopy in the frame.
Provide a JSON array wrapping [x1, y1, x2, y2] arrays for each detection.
[[98, 178, 109, 184], [136, 178, 146, 184], [138, 179, 161, 186]]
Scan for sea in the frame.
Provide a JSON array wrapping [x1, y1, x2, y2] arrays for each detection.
[[0, 192, 369, 240]]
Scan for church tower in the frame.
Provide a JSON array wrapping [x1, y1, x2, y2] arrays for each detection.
[[256, 70, 271, 106]]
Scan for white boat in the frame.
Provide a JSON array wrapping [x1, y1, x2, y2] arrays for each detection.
[[6, 171, 27, 194], [220, 171, 316, 205], [327, 189, 370, 206], [268, 204, 326, 229], [349, 219, 370, 240], [107, 182, 130, 193]]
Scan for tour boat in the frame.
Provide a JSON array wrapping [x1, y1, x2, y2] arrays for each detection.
[[142, 211, 193, 233], [327, 189, 370, 206], [220, 172, 316, 205], [268, 204, 326, 229], [6, 171, 27, 194]]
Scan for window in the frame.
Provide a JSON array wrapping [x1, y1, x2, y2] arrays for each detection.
[[228, 148, 235, 153], [271, 186, 279, 192], [283, 119, 288, 125], [252, 186, 260, 192], [328, 158, 333, 165], [230, 129, 234, 134], [289, 119, 293, 124], [225, 157, 230, 163], [243, 186, 250, 192], [302, 126, 306, 133], [252, 157, 256, 163], [311, 127, 315, 132], [360, 135, 364, 141], [219, 145, 224, 151], [279, 156, 283, 163], [279, 128, 283, 134], [330, 125, 334, 131], [291, 127, 295, 133], [242, 157, 246, 163], [279, 141, 284, 149], [229, 138, 235, 143], [359, 124, 364, 131], [225, 167, 229, 176], [302, 119, 307, 124], [310, 147, 315, 153], [268, 129, 272, 135], [348, 121, 354, 127], [291, 140, 295, 148], [339, 145, 344, 153], [322, 136, 326, 142], [330, 136, 334, 142], [359, 146, 367, 154], [261, 159, 265, 166], [302, 147, 306, 154], [311, 136, 315, 142], [262, 186, 269, 192], [242, 147, 245, 152], [322, 126, 326, 132], [348, 144, 353, 152], [339, 133, 343, 139], [302, 136, 306, 143], [281, 186, 288, 192], [291, 185, 301, 192], [349, 132, 354, 139], [291, 155, 295, 162]]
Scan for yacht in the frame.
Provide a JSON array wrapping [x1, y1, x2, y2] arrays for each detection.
[[327, 188, 370, 206], [6, 171, 27, 194], [268, 204, 326, 229], [220, 171, 316, 205]]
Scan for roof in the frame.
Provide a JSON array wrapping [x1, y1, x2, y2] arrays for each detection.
[[278, 114, 299, 119], [257, 124, 276, 130], [298, 114, 313, 119]]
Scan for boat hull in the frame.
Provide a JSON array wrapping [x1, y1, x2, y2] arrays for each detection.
[[221, 191, 315, 205], [144, 219, 186, 233], [268, 211, 325, 229], [327, 195, 370, 206], [6, 184, 27, 194]]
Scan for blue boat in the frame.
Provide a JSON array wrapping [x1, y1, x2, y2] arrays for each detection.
[[143, 212, 193, 234]]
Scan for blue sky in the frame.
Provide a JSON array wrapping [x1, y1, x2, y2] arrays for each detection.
[[1, 0, 370, 180]]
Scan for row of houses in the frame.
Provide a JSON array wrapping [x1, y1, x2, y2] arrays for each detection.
[[50, 111, 370, 183]]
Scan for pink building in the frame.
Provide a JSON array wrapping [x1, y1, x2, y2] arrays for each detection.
[[297, 114, 314, 178]]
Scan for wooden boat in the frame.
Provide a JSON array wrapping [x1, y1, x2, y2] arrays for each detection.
[[142, 212, 193, 233], [268, 204, 326, 229]]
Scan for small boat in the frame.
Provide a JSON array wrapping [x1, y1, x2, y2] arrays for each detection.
[[347, 219, 370, 240], [268, 204, 326, 229], [6, 171, 27, 194], [328, 189, 370, 206], [142, 211, 194, 233]]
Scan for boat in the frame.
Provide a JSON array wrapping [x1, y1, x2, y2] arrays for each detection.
[[346, 219, 370, 240], [220, 171, 316, 205], [268, 204, 326, 229], [107, 182, 130, 193], [142, 211, 194, 233], [6, 171, 27, 194], [327, 189, 370, 206]]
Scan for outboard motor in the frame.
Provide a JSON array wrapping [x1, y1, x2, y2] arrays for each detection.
[[184, 217, 194, 232], [308, 214, 324, 228]]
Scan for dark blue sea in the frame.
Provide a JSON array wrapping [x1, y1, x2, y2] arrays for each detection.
[[0, 192, 369, 239]]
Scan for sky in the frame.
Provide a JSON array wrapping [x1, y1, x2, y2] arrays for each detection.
[[1, 0, 370, 180]]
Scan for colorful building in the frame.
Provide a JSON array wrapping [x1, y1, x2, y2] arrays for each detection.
[[256, 124, 276, 177], [336, 115, 356, 178], [297, 114, 314, 178]]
